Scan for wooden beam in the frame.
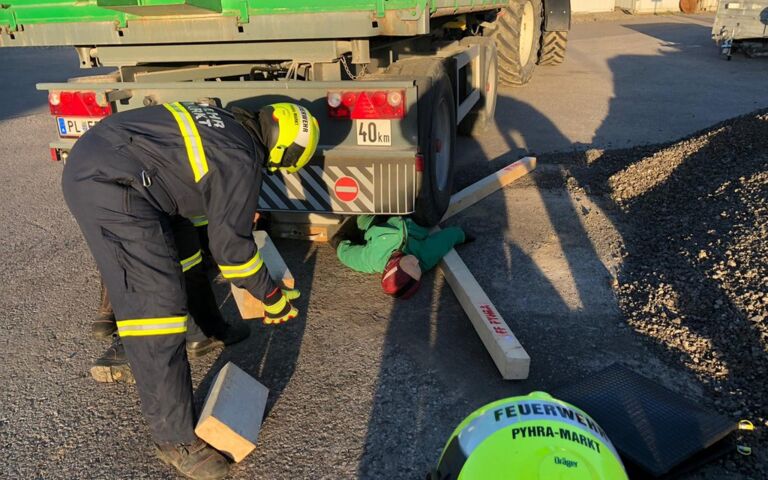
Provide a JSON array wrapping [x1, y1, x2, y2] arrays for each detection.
[[230, 231, 295, 320], [195, 362, 269, 463], [438, 249, 530, 379], [435, 157, 537, 380], [441, 156, 536, 223]]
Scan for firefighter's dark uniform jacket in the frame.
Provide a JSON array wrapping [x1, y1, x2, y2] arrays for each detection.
[[62, 102, 283, 444]]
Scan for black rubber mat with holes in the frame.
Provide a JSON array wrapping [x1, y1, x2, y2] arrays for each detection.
[[552, 363, 736, 478]]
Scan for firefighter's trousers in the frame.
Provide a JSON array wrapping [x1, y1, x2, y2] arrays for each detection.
[[98, 223, 223, 344], [63, 135, 208, 444]]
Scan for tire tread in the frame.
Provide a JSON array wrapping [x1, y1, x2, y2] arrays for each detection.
[[538, 31, 568, 66], [485, 0, 543, 86]]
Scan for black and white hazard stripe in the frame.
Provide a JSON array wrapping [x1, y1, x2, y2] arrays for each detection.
[[258, 163, 417, 214]]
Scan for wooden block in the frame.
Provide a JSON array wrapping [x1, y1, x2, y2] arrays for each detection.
[[441, 156, 536, 222], [270, 212, 341, 225], [195, 362, 269, 463], [230, 231, 294, 320], [438, 248, 530, 380], [269, 212, 341, 243], [270, 222, 332, 243], [253, 230, 294, 288], [230, 285, 268, 320]]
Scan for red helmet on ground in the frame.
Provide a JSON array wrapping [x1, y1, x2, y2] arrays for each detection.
[[381, 252, 422, 299]]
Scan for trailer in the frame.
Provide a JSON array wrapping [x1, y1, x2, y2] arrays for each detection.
[[0, 0, 570, 225], [712, 0, 768, 59]]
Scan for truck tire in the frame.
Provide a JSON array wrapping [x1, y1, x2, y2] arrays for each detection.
[[538, 31, 568, 66], [414, 70, 456, 226], [386, 59, 456, 226], [485, 0, 543, 86], [458, 37, 499, 137]]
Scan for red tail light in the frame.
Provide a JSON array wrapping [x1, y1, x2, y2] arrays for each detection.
[[49, 91, 112, 117], [415, 153, 424, 172], [327, 90, 405, 119]]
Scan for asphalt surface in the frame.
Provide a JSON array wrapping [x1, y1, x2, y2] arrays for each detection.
[[1, 13, 766, 480], [456, 12, 768, 165]]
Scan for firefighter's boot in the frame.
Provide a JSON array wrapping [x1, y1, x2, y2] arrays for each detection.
[[155, 438, 230, 480], [90, 338, 135, 384], [186, 321, 250, 359], [91, 281, 117, 339]]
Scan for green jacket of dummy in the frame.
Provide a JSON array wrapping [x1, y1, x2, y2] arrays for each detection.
[[336, 215, 465, 274]]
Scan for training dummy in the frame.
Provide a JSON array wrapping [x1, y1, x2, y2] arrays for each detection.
[[331, 215, 471, 298]]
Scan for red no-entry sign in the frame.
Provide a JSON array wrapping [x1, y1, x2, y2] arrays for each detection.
[[334, 176, 359, 203]]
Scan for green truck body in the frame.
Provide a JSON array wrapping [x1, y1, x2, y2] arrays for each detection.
[[0, 0, 569, 225], [1, 1, 510, 45], [1, 0, 499, 24]]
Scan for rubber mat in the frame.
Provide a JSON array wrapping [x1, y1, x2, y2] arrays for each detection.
[[553, 363, 736, 478]]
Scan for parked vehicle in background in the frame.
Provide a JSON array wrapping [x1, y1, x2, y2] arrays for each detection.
[[712, 0, 768, 59], [0, 0, 570, 226]]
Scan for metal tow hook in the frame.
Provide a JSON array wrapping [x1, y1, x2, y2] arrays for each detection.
[[141, 170, 152, 188]]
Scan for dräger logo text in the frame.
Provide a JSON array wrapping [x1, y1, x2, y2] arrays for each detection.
[[555, 457, 578, 468]]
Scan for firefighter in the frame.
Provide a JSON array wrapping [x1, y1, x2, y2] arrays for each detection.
[[62, 101, 319, 480]]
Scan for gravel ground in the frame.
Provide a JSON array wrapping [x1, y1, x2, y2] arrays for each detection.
[[550, 109, 768, 477]]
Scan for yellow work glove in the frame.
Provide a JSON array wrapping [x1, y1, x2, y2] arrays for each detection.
[[263, 288, 300, 325]]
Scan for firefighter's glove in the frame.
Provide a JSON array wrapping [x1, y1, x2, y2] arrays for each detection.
[[263, 288, 300, 325]]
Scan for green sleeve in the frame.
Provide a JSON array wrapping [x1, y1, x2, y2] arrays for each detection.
[[405, 227, 465, 271], [356, 215, 376, 231], [336, 240, 381, 274]]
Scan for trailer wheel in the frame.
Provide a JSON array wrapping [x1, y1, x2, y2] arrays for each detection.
[[415, 68, 456, 226], [538, 31, 568, 66], [385, 57, 456, 227], [486, 0, 543, 86], [458, 37, 499, 137], [385, 59, 456, 226]]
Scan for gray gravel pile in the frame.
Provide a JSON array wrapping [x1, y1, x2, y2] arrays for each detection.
[[562, 110, 768, 476]]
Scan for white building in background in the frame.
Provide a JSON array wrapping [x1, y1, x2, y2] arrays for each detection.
[[571, 0, 719, 13], [572, 0, 615, 12]]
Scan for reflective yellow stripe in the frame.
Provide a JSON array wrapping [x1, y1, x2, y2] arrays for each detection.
[[190, 215, 209, 227], [117, 316, 187, 337], [122, 327, 187, 337], [163, 102, 208, 182], [264, 295, 287, 315], [219, 252, 264, 279], [180, 250, 203, 272]]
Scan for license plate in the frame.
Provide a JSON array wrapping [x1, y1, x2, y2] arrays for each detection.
[[57, 116, 100, 138], [356, 119, 392, 146]]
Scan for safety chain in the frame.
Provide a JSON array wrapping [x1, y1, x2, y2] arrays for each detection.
[[339, 55, 367, 80]]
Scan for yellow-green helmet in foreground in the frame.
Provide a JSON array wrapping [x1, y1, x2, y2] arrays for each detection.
[[262, 102, 319, 174], [431, 392, 628, 480]]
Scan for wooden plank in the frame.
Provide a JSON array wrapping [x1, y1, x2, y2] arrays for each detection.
[[270, 212, 341, 225], [434, 157, 537, 380], [441, 156, 536, 222], [270, 223, 331, 243], [269, 213, 342, 243], [195, 362, 269, 463], [230, 231, 294, 320], [438, 249, 530, 380]]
